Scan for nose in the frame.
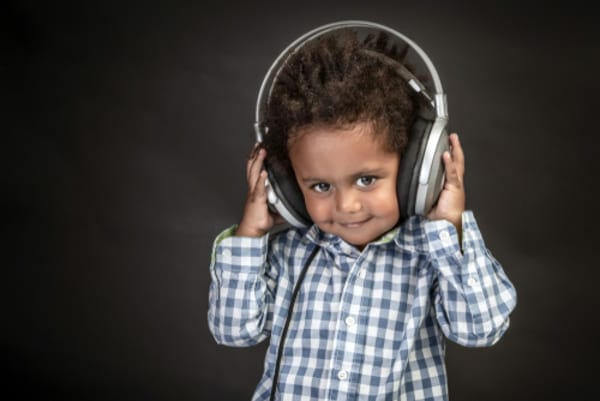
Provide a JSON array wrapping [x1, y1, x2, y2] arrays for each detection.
[[335, 189, 362, 214]]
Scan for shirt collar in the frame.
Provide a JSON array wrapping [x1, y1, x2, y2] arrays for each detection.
[[305, 224, 401, 249], [303, 217, 426, 254]]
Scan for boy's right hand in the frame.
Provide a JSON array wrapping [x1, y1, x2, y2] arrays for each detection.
[[235, 146, 280, 237]]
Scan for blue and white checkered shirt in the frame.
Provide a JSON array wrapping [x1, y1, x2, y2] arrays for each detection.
[[208, 211, 516, 401]]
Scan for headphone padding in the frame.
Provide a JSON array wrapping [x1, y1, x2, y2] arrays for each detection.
[[398, 117, 432, 221], [266, 159, 312, 227]]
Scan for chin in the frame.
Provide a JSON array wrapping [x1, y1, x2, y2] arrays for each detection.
[[335, 229, 379, 248]]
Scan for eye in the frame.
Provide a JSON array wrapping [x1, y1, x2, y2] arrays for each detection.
[[311, 182, 331, 193], [356, 175, 377, 188]]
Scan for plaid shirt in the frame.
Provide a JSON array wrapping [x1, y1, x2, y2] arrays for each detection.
[[208, 211, 516, 401]]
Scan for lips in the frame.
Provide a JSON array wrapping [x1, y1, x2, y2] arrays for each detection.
[[338, 218, 371, 228]]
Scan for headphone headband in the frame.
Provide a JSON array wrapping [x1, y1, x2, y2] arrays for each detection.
[[254, 20, 448, 141]]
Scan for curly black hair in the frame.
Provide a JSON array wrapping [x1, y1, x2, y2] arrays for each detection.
[[262, 29, 419, 171]]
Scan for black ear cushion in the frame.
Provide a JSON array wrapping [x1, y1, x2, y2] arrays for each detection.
[[397, 117, 432, 221], [265, 159, 312, 226]]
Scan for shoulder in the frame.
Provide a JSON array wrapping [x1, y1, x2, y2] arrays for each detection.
[[393, 215, 430, 253], [396, 211, 486, 254], [268, 224, 313, 254]]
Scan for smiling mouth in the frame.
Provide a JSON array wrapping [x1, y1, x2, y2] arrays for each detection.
[[338, 218, 371, 228]]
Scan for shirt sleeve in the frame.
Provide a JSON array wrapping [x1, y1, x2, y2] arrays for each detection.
[[424, 211, 517, 347], [207, 225, 280, 347]]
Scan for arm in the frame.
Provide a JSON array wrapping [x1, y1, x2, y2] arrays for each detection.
[[426, 213, 517, 347], [207, 226, 280, 346], [208, 145, 283, 346]]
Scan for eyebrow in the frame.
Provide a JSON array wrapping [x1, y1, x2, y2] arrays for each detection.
[[299, 168, 389, 183]]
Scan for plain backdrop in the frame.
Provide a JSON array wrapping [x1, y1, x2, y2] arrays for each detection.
[[4, 0, 599, 400]]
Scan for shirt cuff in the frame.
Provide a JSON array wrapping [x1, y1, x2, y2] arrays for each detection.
[[423, 211, 482, 256], [211, 226, 270, 273], [210, 225, 238, 266], [460, 210, 486, 251]]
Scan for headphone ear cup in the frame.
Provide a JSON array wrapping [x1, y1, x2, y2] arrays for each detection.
[[398, 117, 449, 222], [417, 127, 448, 215], [398, 117, 432, 221], [265, 159, 312, 228]]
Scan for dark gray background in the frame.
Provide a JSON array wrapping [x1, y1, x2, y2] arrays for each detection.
[[4, 0, 599, 400]]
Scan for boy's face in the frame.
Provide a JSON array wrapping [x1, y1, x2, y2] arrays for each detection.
[[289, 122, 400, 249]]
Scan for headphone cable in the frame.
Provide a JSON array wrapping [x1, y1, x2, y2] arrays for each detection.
[[269, 245, 320, 401]]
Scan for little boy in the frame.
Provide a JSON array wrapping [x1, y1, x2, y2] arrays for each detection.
[[208, 28, 516, 401]]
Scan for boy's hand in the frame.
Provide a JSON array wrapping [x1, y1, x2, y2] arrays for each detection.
[[427, 133, 466, 232], [235, 146, 280, 237]]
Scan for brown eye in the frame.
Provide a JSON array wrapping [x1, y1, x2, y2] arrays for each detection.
[[312, 183, 331, 193], [356, 176, 376, 188]]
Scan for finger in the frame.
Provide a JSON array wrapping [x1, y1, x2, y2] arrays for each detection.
[[448, 133, 465, 176], [246, 150, 253, 179], [246, 145, 260, 182], [442, 151, 461, 189], [246, 143, 263, 176], [247, 148, 267, 190], [250, 170, 269, 201]]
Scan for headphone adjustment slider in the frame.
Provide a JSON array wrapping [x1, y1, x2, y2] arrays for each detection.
[[435, 94, 448, 119]]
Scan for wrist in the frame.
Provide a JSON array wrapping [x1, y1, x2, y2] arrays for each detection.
[[449, 214, 462, 232], [235, 222, 268, 238]]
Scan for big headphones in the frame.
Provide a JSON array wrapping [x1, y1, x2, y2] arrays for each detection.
[[254, 20, 449, 228]]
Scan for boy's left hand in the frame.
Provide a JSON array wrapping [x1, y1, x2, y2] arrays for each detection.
[[427, 133, 465, 231]]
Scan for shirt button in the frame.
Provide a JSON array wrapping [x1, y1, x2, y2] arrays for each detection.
[[345, 316, 356, 327], [337, 370, 348, 380], [467, 277, 479, 287], [358, 269, 366, 279], [439, 230, 451, 242], [221, 249, 232, 261]]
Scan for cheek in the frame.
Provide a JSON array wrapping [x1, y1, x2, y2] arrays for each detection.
[[304, 196, 332, 222], [369, 187, 399, 216]]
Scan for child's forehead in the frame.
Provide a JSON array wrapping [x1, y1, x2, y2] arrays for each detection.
[[290, 120, 387, 147], [289, 125, 399, 182], [289, 121, 395, 162]]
